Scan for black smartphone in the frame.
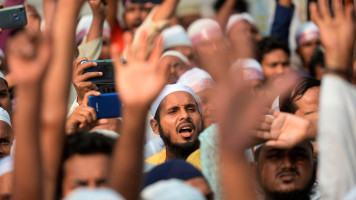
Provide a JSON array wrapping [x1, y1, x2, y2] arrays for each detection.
[[0, 5, 27, 30]]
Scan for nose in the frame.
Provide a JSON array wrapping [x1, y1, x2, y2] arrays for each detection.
[[280, 155, 296, 170], [179, 108, 190, 120], [275, 65, 284, 75]]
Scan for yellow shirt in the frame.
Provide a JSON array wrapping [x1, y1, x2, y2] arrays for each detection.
[[145, 149, 202, 171]]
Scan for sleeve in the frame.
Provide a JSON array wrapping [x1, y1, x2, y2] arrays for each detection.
[[270, 1, 295, 42], [318, 75, 356, 200], [77, 36, 103, 60]]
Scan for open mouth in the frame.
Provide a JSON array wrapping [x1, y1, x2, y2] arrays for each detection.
[[178, 123, 194, 138]]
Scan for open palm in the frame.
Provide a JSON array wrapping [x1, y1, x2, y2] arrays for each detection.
[[112, 31, 168, 107]]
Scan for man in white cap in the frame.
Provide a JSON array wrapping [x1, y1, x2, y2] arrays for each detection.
[[295, 22, 320, 73], [146, 83, 203, 167], [0, 107, 12, 159], [159, 50, 192, 83], [161, 25, 195, 66]]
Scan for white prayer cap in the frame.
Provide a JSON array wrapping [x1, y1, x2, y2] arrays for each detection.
[[0, 71, 6, 82], [187, 18, 223, 46], [0, 156, 13, 177], [76, 15, 111, 44], [0, 107, 11, 127], [295, 22, 319, 48], [161, 50, 190, 66], [141, 179, 205, 200], [226, 13, 256, 33], [162, 25, 192, 50], [0, 49, 4, 59], [233, 58, 264, 81], [177, 67, 214, 93], [151, 83, 202, 117], [89, 129, 119, 139], [64, 188, 124, 200]]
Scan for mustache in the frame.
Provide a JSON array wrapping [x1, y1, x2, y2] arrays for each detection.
[[276, 168, 299, 177], [175, 120, 195, 133]]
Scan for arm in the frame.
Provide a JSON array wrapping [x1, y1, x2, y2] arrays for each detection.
[[215, 0, 236, 30], [40, 0, 86, 199], [152, 0, 180, 22], [43, 0, 57, 32], [270, 0, 294, 42], [87, 0, 107, 42], [6, 30, 51, 200], [110, 32, 167, 200], [105, 0, 118, 28]]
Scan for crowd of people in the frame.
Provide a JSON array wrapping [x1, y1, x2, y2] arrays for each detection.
[[0, 0, 355, 199]]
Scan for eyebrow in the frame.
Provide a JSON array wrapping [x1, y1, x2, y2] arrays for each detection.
[[304, 111, 316, 116]]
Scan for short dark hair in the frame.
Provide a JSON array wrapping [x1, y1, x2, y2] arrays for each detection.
[[214, 0, 248, 13], [57, 132, 115, 198], [257, 36, 290, 63], [280, 77, 321, 114]]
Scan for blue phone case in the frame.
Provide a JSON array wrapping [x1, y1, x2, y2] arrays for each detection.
[[88, 93, 121, 119]]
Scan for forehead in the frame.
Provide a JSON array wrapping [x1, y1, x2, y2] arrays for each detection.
[[0, 79, 7, 90], [261, 142, 312, 156], [63, 154, 110, 178], [160, 91, 197, 110], [161, 56, 184, 64], [0, 121, 12, 137], [262, 49, 289, 63]]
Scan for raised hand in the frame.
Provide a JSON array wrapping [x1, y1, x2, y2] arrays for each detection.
[[258, 111, 314, 149], [7, 30, 51, 86], [72, 57, 102, 104], [112, 31, 168, 108], [310, 0, 355, 69]]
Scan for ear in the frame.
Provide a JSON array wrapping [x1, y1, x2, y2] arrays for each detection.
[[150, 119, 160, 135]]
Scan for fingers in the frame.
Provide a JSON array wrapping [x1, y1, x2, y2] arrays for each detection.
[[310, 2, 322, 25], [149, 35, 163, 65], [75, 61, 98, 76], [83, 90, 101, 106], [332, 0, 344, 19], [319, 0, 332, 20], [265, 140, 290, 149], [255, 130, 273, 140], [74, 81, 98, 92], [73, 57, 89, 71], [76, 106, 97, 124], [77, 71, 103, 82], [136, 30, 149, 60]]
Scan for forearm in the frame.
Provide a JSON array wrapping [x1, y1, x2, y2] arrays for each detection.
[[220, 148, 257, 200], [216, 0, 235, 30], [153, 0, 179, 22], [106, 0, 118, 28], [87, 14, 105, 42], [43, 0, 57, 32], [110, 104, 148, 200], [13, 85, 42, 200], [41, 1, 84, 199]]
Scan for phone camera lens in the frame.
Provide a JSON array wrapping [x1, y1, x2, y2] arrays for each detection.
[[13, 14, 19, 20], [17, 8, 24, 12]]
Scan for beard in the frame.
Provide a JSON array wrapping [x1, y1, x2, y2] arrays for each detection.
[[264, 166, 317, 200], [159, 124, 200, 160]]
